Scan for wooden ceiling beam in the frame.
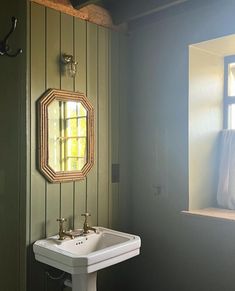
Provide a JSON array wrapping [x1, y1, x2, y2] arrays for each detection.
[[30, 0, 121, 30], [69, 0, 189, 24]]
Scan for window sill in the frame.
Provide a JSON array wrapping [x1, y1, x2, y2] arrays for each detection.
[[182, 207, 235, 221]]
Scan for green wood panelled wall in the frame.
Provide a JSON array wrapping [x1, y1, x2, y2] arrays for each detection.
[[28, 2, 128, 290], [0, 2, 27, 291]]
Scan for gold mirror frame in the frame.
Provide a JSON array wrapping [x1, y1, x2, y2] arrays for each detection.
[[38, 89, 94, 183]]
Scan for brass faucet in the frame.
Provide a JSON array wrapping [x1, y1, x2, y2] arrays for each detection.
[[57, 218, 74, 240], [81, 213, 97, 234]]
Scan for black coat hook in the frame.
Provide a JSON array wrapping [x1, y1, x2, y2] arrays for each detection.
[[0, 17, 23, 57]]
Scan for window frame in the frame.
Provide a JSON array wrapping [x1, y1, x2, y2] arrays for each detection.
[[224, 55, 235, 129]]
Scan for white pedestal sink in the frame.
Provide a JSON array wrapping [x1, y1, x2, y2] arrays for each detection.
[[33, 227, 141, 291]]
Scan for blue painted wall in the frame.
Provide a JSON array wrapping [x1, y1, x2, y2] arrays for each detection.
[[127, 1, 235, 290]]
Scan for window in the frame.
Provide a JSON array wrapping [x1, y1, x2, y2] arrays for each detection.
[[186, 34, 235, 217], [224, 56, 235, 129]]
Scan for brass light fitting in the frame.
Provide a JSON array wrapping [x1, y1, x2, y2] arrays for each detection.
[[61, 53, 78, 78]]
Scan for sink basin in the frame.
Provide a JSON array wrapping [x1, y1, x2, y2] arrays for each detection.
[[33, 227, 141, 275]]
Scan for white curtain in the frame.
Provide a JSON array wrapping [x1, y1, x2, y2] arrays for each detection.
[[217, 130, 235, 209]]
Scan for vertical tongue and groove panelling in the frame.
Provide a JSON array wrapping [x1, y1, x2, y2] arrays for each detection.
[[29, 2, 120, 290]]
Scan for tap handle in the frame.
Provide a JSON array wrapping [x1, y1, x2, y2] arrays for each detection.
[[81, 213, 91, 218], [57, 218, 67, 229], [57, 217, 67, 223], [81, 213, 91, 225]]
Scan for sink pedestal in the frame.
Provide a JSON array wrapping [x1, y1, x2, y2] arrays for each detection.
[[72, 272, 97, 291]]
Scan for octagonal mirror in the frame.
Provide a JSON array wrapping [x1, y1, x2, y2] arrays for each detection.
[[38, 89, 94, 183]]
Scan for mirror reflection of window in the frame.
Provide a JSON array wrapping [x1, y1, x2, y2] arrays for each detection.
[[48, 100, 87, 172]]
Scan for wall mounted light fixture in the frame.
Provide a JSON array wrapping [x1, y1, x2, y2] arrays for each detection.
[[61, 53, 78, 78]]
